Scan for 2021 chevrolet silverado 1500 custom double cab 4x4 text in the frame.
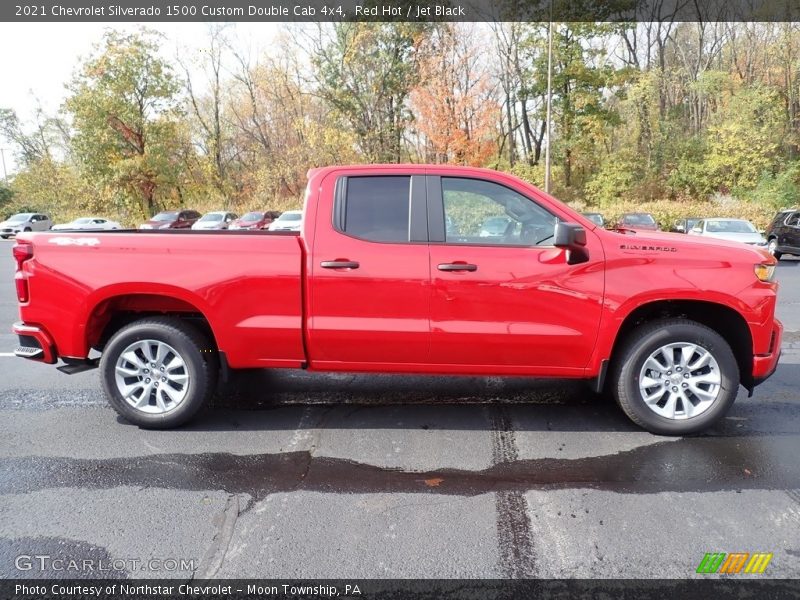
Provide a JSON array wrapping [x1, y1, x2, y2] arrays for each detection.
[[10, 165, 782, 435]]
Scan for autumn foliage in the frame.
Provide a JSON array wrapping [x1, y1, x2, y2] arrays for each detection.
[[410, 24, 498, 166]]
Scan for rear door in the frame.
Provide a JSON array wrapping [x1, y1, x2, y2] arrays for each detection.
[[426, 175, 604, 374], [307, 172, 432, 367]]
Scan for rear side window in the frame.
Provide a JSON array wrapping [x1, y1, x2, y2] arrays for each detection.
[[786, 212, 800, 227], [341, 176, 411, 243]]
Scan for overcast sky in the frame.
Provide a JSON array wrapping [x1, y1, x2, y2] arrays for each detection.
[[0, 22, 282, 173]]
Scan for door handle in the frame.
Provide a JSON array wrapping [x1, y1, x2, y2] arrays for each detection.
[[437, 262, 477, 272], [321, 260, 360, 269]]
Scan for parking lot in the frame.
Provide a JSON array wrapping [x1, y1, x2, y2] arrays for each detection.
[[1, 236, 799, 580]]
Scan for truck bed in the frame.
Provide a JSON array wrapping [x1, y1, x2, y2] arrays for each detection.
[[18, 229, 307, 368]]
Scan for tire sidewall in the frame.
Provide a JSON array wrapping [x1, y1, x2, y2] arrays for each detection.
[[617, 323, 739, 435], [100, 322, 208, 428]]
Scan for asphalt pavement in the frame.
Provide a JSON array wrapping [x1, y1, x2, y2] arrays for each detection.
[[1, 237, 799, 581]]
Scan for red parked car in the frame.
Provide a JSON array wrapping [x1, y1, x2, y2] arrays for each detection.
[[615, 212, 660, 231], [229, 211, 281, 230], [139, 210, 201, 230], [11, 165, 781, 435]]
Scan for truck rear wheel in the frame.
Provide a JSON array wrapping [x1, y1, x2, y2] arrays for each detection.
[[100, 317, 217, 429], [611, 319, 739, 435]]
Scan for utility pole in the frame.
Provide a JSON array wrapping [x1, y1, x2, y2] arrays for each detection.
[[0, 148, 7, 185], [544, 0, 554, 194]]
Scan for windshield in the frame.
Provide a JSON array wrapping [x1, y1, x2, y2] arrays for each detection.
[[7, 213, 32, 223], [583, 213, 604, 226], [242, 212, 264, 222], [199, 213, 223, 222], [152, 212, 178, 222], [623, 214, 656, 225], [278, 212, 302, 221], [706, 220, 756, 233]]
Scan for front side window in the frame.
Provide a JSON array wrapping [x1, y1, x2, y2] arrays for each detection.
[[441, 177, 558, 246], [342, 176, 411, 243]]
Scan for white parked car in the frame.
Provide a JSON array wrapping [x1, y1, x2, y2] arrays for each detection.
[[51, 217, 121, 231], [191, 211, 238, 230], [0, 213, 52, 238], [688, 218, 766, 246], [267, 210, 303, 232]]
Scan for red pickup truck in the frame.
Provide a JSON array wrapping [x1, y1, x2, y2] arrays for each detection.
[[11, 165, 782, 434]]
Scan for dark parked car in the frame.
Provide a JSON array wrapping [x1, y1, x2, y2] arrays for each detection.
[[615, 212, 660, 231], [671, 217, 701, 234], [582, 212, 605, 227], [139, 210, 201, 230], [229, 211, 282, 230], [765, 208, 800, 259]]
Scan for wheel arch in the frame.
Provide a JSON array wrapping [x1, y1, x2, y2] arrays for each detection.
[[608, 299, 754, 391], [85, 291, 219, 355]]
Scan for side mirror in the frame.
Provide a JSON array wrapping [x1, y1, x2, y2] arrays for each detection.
[[554, 222, 589, 265]]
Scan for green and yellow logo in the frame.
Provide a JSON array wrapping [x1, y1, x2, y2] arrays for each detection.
[[696, 552, 773, 574]]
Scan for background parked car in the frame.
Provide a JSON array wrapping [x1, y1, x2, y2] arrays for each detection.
[[229, 210, 281, 230], [51, 217, 121, 231], [671, 217, 701, 233], [268, 210, 303, 232], [191, 211, 238, 230], [0, 213, 52, 238], [614, 212, 659, 231], [765, 208, 800, 259], [139, 210, 201, 230], [688, 218, 766, 246], [582, 212, 605, 227]]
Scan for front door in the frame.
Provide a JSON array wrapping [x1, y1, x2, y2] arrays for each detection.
[[427, 175, 604, 374]]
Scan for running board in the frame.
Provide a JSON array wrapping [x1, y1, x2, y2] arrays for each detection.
[[57, 359, 99, 375]]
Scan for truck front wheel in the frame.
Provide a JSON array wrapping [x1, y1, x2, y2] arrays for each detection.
[[100, 317, 217, 429], [611, 319, 739, 435]]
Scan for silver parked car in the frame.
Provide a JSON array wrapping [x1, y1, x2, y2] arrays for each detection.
[[51, 217, 121, 231], [688, 218, 767, 246], [267, 210, 303, 232], [191, 211, 238, 230], [0, 213, 52, 238]]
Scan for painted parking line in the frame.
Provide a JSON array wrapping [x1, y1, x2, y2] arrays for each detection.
[[0, 353, 16, 357]]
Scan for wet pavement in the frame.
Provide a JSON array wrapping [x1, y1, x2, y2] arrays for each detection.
[[1, 238, 799, 580]]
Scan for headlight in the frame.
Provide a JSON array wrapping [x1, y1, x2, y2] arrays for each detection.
[[754, 263, 776, 282]]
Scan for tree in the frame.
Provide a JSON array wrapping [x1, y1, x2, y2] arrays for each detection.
[[410, 24, 499, 165], [310, 23, 428, 162], [66, 30, 186, 218]]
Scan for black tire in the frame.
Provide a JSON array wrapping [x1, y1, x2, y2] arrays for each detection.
[[0, 235, 8, 240], [610, 319, 739, 435], [100, 317, 217, 429], [23, 227, 31, 232], [768, 238, 783, 260]]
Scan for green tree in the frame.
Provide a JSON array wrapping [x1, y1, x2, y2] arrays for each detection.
[[525, 23, 624, 192], [65, 30, 186, 219], [311, 23, 428, 162], [706, 85, 788, 191]]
